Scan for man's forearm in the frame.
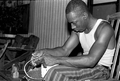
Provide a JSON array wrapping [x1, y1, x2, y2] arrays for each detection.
[[57, 55, 94, 68], [43, 47, 69, 57]]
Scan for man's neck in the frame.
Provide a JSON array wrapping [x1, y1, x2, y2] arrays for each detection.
[[84, 16, 97, 34]]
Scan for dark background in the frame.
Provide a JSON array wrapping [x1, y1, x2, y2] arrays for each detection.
[[0, 0, 30, 34]]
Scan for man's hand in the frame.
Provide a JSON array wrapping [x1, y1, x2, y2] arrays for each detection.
[[43, 54, 58, 66], [30, 50, 59, 67], [31, 51, 44, 66]]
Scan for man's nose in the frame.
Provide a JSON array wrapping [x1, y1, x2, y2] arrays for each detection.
[[71, 24, 76, 29]]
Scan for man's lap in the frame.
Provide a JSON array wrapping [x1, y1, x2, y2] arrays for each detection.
[[43, 65, 110, 81]]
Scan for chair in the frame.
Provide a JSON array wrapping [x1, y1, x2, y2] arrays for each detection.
[[87, 12, 120, 81], [107, 12, 120, 80], [0, 39, 11, 81], [0, 34, 39, 81], [4, 35, 25, 61], [2, 35, 39, 70], [0, 39, 10, 59]]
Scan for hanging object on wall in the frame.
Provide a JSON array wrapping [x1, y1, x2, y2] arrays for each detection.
[[0, 0, 31, 34]]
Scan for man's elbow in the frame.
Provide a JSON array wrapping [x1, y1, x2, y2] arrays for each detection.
[[88, 62, 96, 68], [77, 62, 95, 68], [77, 58, 97, 68], [86, 58, 97, 68], [61, 46, 72, 56]]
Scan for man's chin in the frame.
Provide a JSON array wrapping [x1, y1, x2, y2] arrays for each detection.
[[73, 29, 84, 33]]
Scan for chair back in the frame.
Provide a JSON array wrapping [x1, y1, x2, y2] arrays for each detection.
[[107, 12, 120, 80], [0, 40, 10, 58], [0, 40, 10, 69]]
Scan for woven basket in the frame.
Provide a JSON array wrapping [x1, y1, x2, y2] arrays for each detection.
[[24, 60, 43, 81]]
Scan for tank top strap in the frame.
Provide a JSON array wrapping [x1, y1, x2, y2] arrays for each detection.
[[91, 19, 103, 34]]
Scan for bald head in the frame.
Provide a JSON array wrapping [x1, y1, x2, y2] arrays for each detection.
[[66, 0, 89, 15]]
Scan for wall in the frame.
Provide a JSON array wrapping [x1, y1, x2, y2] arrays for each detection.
[[93, 4, 116, 19], [92, 0, 118, 19], [32, 0, 70, 50], [29, 0, 36, 33], [94, 0, 117, 4]]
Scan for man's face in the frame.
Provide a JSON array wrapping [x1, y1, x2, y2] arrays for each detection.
[[66, 11, 86, 32]]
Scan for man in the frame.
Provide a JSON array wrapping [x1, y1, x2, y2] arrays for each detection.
[[31, 0, 115, 81]]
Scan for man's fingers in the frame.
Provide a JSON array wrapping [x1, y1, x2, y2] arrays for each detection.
[[31, 56, 44, 66], [41, 58, 47, 68], [32, 51, 38, 56], [30, 51, 45, 66], [32, 51, 44, 57], [31, 56, 40, 66]]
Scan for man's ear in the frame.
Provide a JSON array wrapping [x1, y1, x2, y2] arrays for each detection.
[[83, 12, 88, 19]]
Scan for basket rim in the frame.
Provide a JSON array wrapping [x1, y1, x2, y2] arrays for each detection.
[[24, 60, 43, 80]]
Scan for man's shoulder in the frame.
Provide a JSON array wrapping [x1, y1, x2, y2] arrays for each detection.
[[95, 21, 114, 38]]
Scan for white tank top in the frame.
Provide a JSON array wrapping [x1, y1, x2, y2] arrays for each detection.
[[79, 19, 115, 69]]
